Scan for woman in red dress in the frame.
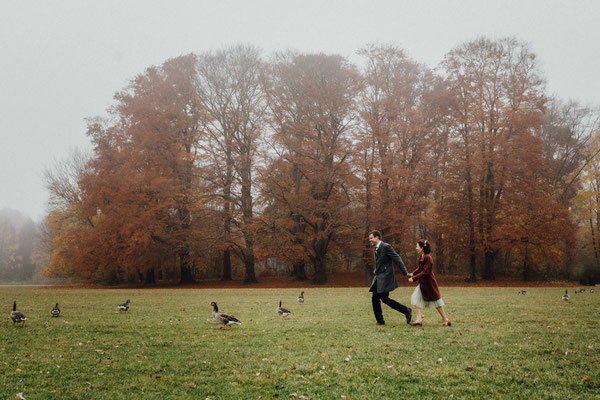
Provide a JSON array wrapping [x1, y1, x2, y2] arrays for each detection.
[[408, 240, 451, 327]]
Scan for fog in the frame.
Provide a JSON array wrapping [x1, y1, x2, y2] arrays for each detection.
[[1, 0, 599, 221]]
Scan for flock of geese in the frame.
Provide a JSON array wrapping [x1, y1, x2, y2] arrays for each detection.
[[10, 287, 594, 327], [516, 288, 594, 301], [9, 291, 307, 328], [210, 291, 304, 328], [561, 287, 594, 301]]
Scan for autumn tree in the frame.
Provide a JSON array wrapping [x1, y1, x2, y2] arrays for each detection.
[[79, 54, 205, 283], [262, 53, 360, 283], [43, 148, 92, 280], [195, 45, 266, 284], [441, 37, 564, 280], [355, 44, 439, 280]]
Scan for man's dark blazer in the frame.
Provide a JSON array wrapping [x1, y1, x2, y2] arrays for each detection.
[[369, 241, 408, 293]]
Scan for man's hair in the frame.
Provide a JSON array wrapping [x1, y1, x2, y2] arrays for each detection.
[[368, 230, 382, 240]]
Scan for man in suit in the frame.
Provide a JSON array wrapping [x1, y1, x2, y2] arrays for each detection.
[[368, 230, 412, 325]]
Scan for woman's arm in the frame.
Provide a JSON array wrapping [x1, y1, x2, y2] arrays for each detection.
[[412, 256, 432, 280]]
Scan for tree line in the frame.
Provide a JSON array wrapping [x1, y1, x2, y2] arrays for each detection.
[[41, 38, 600, 285]]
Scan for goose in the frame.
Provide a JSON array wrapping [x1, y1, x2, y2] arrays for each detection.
[[276, 300, 292, 318], [10, 301, 26, 327], [590, 288, 595, 293], [518, 290, 527, 295], [561, 290, 570, 301], [210, 302, 241, 328], [575, 288, 585, 293], [51, 303, 61, 317], [118, 299, 130, 312], [297, 291, 305, 304]]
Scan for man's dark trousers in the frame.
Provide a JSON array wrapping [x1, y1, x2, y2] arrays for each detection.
[[372, 291, 410, 324]]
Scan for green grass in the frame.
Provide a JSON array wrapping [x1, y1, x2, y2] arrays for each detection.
[[1, 286, 599, 399]]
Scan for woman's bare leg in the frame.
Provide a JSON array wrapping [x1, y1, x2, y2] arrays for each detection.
[[436, 306, 450, 323], [414, 306, 423, 323]]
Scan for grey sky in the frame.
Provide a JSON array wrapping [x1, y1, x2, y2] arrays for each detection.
[[1, 0, 599, 222]]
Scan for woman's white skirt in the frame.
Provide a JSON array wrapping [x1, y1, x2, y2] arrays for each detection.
[[411, 284, 445, 308]]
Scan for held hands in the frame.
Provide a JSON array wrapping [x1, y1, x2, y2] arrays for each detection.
[[408, 278, 414, 283], [407, 273, 413, 277]]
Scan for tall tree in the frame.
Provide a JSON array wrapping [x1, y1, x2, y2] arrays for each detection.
[[263, 53, 360, 283], [356, 44, 436, 279], [195, 46, 266, 284], [442, 37, 548, 280], [80, 54, 204, 284]]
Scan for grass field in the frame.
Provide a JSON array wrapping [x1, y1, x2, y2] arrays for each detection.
[[1, 286, 599, 399]]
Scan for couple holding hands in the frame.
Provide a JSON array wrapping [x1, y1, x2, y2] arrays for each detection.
[[368, 230, 451, 327]]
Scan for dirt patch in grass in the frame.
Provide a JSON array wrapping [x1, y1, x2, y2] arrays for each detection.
[[19, 272, 581, 289]]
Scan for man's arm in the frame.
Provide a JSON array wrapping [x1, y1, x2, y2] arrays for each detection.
[[386, 244, 408, 275]]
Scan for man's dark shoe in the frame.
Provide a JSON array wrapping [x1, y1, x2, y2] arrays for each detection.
[[406, 308, 412, 324], [376, 321, 385, 326]]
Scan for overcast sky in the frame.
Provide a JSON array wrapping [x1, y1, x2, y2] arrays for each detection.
[[1, 0, 599, 222]]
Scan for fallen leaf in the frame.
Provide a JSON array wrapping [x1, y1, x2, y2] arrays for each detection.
[[25, 353, 32, 358], [583, 376, 590, 381], [319, 352, 327, 357], [466, 366, 473, 371], [437, 358, 443, 363], [16, 393, 25, 400], [15, 368, 22, 372]]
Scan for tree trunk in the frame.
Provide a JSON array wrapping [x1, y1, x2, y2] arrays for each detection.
[[592, 210, 600, 268], [145, 268, 156, 284], [221, 152, 233, 281], [292, 260, 307, 280], [179, 248, 195, 284], [483, 249, 496, 280], [243, 252, 257, 284], [466, 163, 477, 282], [312, 255, 327, 284], [240, 151, 257, 284], [522, 245, 531, 281], [221, 248, 232, 281], [291, 165, 307, 281], [435, 232, 445, 274]]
